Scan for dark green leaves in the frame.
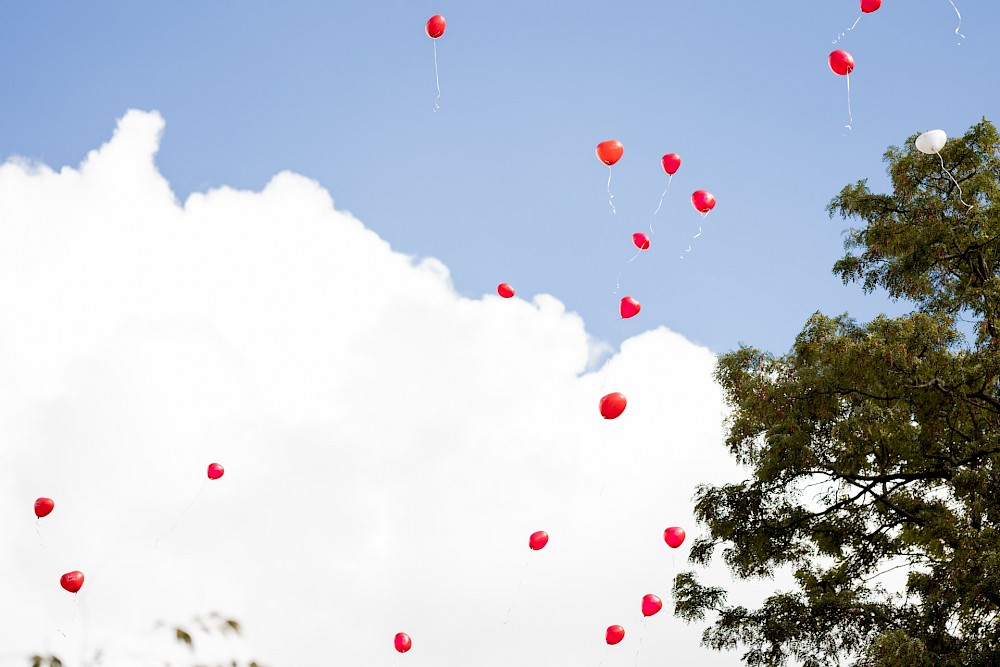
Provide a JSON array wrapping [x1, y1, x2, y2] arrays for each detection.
[[679, 121, 1000, 666]]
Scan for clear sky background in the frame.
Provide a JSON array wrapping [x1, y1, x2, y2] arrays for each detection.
[[0, 2, 997, 666], [2, 1, 997, 355]]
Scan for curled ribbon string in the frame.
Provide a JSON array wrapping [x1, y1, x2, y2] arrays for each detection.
[[833, 14, 862, 44], [607, 166, 616, 215], [432, 40, 441, 112], [845, 72, 853, 131], [681, 218, 705, 259], [947, 0, 965, 44], [936, 151, 975, 211]]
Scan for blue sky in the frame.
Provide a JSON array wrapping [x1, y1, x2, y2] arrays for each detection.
[[2, 2, 997, 355]]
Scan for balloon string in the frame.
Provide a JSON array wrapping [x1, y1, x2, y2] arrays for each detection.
[[832, 14, 862, 44], [937, 151, 974, 211], [155, 479, 208, 548], [634, 616, 647, 666], [652, 174, 672, 218], [947, 0, 965, 43], [36, 518, 44, 548], [432, 40, 441, 112], [680, 221, 704, 259], [502, 554, 532, 625], [607, 166, 616, 215], [845, 73, 853, 131], [614, 249, 642, 293], [57, 592, 80, 637], [599, 414, 610, 497]]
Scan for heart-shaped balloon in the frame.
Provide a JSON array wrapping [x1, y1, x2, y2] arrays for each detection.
[[497, 283, 515, 298], [661, 153, 681, 175], [828, 50, 854, 76], [620, 297, 641, 319], [691, 190, 716, 214], [632, 233, 650, 250], [664, 526, 686, 549], [425, 15, 446, 39], [596, 140, 624, 166], [34, 497, 55, 518], [606, 625, 625, 645], [394, 632, 412, 653], [600, 392, 627, 419], [642, 594, 662, 617], [529, 531, 549, 550], [207, 462, 225, 480], [861, 0, 881, 13], [61, 571, 85, 593]]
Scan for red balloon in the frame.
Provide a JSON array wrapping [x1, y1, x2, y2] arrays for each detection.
[[529, 530, 549, 550], [596, 140, 623, 166], [599, 392, 627, 419], [60, 571, 84, 594], [663, 526, 686, 549], [207, 463, 225, 480], [691, 190, 716, 214], [497, 283, 515, 298], [661, 153, 681, 175], [641, 594, 662, 617], [606, 625, 625, 645], [620, 297, 640, 319], [34, 497, 55, 518], [632, 232, 650, 250], [394, 632, 412, 653], [828, 50, 854, 76], [425, 15, 446, 39], [860, 0, 881, 12]]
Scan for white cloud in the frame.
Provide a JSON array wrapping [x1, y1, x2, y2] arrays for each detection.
[[0, 111, 765, 666]]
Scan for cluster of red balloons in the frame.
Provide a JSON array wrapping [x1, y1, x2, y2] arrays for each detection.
[[827, 0, 882, 115], [390, 527, 686, 654], [403, 16, 694, 659], [34, 497, 87, 594], [595, 140, 716, 217], [591, 139, 717, 422], [37, 461, 226, 596]]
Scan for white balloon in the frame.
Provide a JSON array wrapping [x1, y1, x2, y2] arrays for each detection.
[[916, 129, 947, 155]]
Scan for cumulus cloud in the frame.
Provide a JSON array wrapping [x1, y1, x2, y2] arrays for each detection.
[[0, 111, 764, 666]]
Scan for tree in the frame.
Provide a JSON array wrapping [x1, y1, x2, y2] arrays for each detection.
[[672, 120, 1000, 667], [29, 613, 266, 667]]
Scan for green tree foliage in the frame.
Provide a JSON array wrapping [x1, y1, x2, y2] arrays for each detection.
[[673, 120, 1000, 666], [29, 613, 265, 667]]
